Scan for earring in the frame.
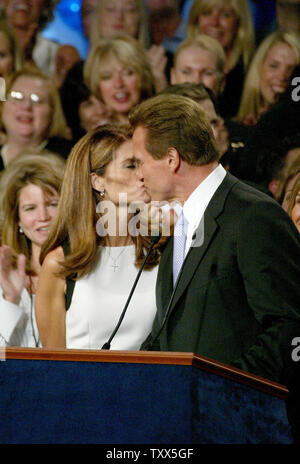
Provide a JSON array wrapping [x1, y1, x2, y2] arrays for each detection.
[[100, 189, 105, 198], [19, 225, 23, 234]]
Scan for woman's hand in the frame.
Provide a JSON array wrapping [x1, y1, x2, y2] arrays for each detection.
[[0, 245, 26, 305], [147, 45, 169, 93]]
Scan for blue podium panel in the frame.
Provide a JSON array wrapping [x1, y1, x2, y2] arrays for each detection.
[[0, 349, 293, 444], [191, 367, 292, 444], [0, 360, 192, 444]]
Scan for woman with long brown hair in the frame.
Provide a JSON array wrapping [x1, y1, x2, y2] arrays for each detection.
[[0, 151, 65, 346], [35, 124, 163, 350]]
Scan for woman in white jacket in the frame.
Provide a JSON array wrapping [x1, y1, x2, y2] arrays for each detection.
[[0, 151, 65, 346]]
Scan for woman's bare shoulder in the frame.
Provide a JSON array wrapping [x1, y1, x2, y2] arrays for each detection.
[[42, 246, 65, 273]]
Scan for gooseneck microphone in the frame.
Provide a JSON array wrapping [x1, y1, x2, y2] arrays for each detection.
[[142, 275, 179, 351], [101, 234, 161, 350]]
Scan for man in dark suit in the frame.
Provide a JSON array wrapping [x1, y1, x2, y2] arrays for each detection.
[[129, 94, 300, 387]]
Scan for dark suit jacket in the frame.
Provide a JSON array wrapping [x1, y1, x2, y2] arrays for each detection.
[[142, 173, 300, 384]]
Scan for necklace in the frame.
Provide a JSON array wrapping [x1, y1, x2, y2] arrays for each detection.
[[106, 247, 127, 272]]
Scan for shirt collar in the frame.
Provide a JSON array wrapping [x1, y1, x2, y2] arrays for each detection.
[[183, 164, 227, 236]]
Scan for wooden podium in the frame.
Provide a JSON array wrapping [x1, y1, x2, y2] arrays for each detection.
[[0, 347, 293, 444]]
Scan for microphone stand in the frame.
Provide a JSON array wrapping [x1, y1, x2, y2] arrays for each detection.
[[101, 234, 160, 350]]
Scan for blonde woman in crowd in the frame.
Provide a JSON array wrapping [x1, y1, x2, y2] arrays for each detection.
[[277, 156, 300, 212], [187, 0, 255, 117], [237, 31, 300, 125], [170, 35, 226, 100], [90, 0, 150, 48], [89, 0, 168, 92], [288, 175, 300, 234], [84, 35, 153, 123], [0, 0, 60, 77], [0, 152, 64, 347]]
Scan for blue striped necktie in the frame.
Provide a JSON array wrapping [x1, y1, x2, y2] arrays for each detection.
[[173, 212, 188, 286]]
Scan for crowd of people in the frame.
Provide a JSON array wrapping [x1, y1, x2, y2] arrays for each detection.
[[0, 1, 300, 433]]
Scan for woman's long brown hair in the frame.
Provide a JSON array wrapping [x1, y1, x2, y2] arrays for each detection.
[[40, 124, 166, 279]]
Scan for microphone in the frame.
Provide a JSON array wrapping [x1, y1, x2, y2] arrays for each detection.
[[142, 240, 190, 350], [101, 233, 161, 350], [142, 277, 178, 351]]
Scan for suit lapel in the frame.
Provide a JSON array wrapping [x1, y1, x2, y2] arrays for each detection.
[[167, 173, 238, 313], [156, 236, 174, 318]]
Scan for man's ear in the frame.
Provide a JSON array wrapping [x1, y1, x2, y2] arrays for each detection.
[[91, 172, 104, 192], [166, 147, 181, 172]]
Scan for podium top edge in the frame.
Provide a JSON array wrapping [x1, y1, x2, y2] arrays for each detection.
[[1, 347, 288, 398]]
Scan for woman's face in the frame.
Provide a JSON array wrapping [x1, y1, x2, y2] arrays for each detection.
[[260, 41, 297, 108], [81, 0, 98, 38], [281, 173, 300, 212], [0, 31, 14, 77], [93, 139, 150, 206], [2, 0, 45, 28], [18, 183, 59, 249], [79, 95, 114, 132], [197, 2, 239, 51], [98, 59, 141, 117], [98, 0, 140, 38], [291, 187, 300, 233], [171, 45, 224, 96], [2, 75, 52, 143]]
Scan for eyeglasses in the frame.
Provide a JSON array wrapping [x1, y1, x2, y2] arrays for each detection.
[[6, 90, 48, 105]]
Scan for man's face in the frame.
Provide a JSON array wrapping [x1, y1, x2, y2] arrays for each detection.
[[132, 126, 174, 201], [171, 46, 223, 97], [277, 0, 300, 34]]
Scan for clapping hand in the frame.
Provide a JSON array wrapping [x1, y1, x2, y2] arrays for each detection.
[[0, 245, 26, 305]]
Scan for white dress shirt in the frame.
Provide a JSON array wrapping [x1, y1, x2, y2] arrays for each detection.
[[182, 164, 227, 255]]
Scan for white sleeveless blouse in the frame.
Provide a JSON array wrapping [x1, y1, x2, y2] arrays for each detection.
[[66, 245, 158, 350]]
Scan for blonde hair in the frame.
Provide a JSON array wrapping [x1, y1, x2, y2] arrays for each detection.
[[0, 20, 24, 73], [173, 35, 226, 75], [89, 0, 150, 48], [237, 31, 300, 123], [287, 175, 300, 223], [84, 35, 153, 103], [187, 0, 255, 70], [277, 155, 300, 205], [0, 65, 69, 139], [40, 124, 160, 279], [0, 151, 65, 273]]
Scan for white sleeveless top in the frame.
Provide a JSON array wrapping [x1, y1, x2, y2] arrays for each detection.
[[66, 245, 158, 350]]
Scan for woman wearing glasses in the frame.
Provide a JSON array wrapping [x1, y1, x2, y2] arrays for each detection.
[[0, 64, 72, 170]]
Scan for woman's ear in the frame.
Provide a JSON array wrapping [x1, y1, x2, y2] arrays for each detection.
[[90, 172, 104, 192]]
